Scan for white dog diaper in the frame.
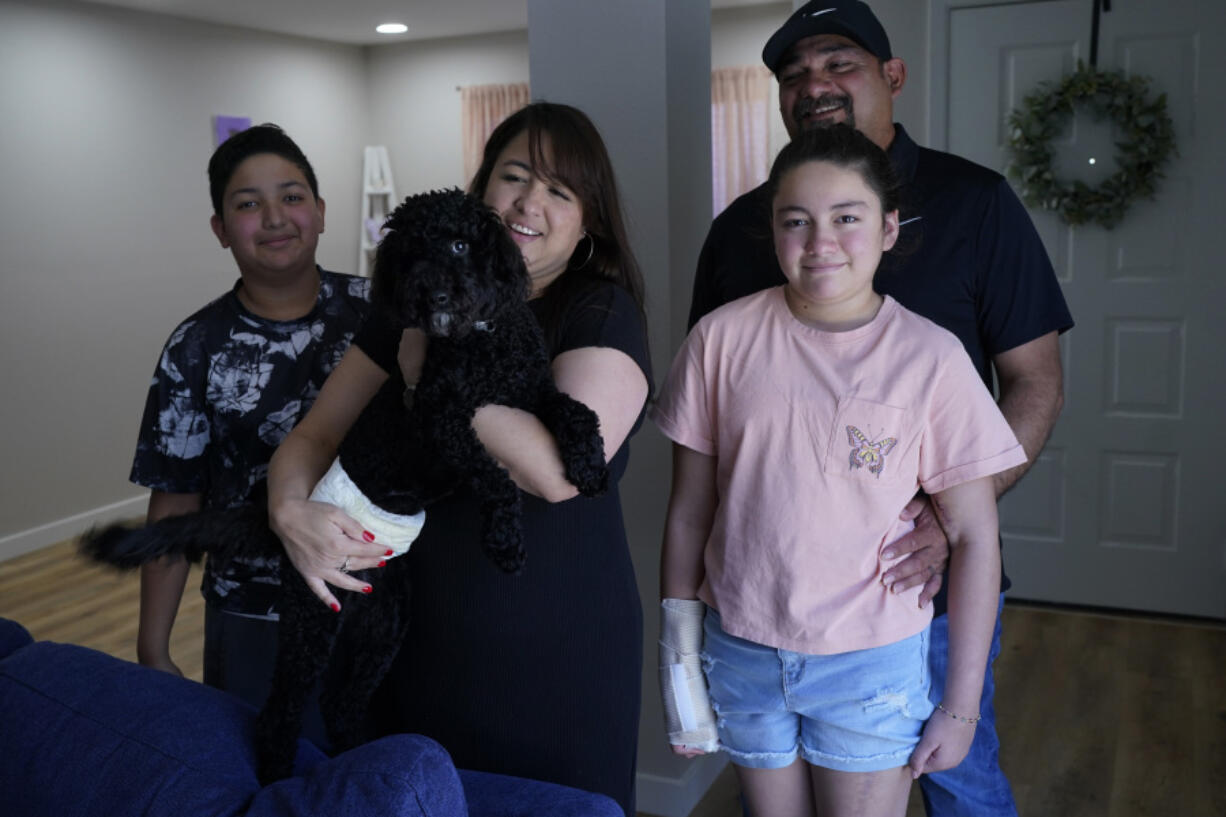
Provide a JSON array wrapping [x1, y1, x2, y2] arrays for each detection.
[[308, 457, 425, 557]]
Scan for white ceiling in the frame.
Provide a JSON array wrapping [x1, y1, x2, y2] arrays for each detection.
[[76, 0, 780, 46]]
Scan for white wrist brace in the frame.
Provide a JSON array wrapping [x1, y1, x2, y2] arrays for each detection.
[[309, 457, 425, 557], [658, 598, 719, 752]]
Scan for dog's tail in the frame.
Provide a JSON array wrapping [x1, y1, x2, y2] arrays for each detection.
[[78, 505, 274, 570]]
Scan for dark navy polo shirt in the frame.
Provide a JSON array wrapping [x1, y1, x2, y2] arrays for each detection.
[[689, 123, 1074, 394]]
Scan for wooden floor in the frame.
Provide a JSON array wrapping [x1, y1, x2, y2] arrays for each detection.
[[681, 603, 1226, 817], [0, 538, 207, 681], [2, 540, 1223, 816]]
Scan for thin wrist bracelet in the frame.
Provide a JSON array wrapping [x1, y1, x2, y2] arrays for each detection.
[[936, 702, 981, 725]]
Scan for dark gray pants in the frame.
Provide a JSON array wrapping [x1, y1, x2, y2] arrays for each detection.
[[202, 602, 331, 751]]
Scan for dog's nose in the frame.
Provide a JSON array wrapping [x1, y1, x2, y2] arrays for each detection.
[[429, 291, 450, 308]]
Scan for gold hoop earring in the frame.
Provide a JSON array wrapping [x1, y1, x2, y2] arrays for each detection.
[[574, 232, 595, 270]]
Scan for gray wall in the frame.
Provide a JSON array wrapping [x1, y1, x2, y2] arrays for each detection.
[[0, 0, 368, 554], [867, 0, 928, 140], [0, 0, 806, 560], [368, 29, 531, 195]]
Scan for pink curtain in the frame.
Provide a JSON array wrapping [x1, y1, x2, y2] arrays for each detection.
[[461, 82, 531, 184], [711, 66, 772, 216]]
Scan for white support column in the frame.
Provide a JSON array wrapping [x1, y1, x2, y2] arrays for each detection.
[[526, 2, 725, 815]]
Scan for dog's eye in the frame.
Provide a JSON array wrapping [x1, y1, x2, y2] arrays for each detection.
[[449, 239, 469, 256]]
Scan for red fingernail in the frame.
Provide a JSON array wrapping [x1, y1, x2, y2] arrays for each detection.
[[385, 549, 394, 556], [363, 531, 375, 542], [377, 560, 387, 568], [330, 602, 340, 612], [362, 586, 373, 594]]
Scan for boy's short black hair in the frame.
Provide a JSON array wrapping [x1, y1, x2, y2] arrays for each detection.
[[208, 123, 319, 216]]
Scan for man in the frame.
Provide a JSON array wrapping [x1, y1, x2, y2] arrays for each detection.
[[688, 2, 1073, 815]]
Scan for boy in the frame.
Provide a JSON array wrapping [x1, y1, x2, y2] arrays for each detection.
[[131, 124, 370, 728]]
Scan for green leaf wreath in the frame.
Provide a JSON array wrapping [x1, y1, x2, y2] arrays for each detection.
[[1005, 63, 1176, 229]]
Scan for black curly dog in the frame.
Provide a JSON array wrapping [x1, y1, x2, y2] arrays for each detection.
[[80, 188, 608, 784]]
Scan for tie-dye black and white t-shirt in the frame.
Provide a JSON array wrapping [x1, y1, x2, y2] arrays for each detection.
[[130, 268, 371, 619]]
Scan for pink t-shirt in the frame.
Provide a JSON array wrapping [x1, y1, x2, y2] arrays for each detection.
[[652, 289, 1027, 655]]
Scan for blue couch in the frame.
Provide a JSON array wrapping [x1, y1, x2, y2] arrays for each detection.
[[0, 618, 620, 816]]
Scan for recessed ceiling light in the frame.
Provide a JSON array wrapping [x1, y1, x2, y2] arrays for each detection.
[[376, 23, 408, 34]]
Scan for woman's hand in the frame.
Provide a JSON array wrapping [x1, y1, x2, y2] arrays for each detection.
[[269, 497, 390, 611], [266, 345, 391, 611]]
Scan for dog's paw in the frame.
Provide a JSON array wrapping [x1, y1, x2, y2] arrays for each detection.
[[482, 517, 526, 574], [491, 544, 526, 574], [538, 394, 609, 497], [559, 427, 608, 497], [567, 460, 609, 498]]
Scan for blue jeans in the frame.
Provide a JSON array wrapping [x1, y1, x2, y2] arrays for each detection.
[[918, 593, 1018, 817]]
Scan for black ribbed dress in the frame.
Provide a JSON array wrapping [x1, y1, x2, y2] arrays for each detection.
[[359, 279, 649, 816]]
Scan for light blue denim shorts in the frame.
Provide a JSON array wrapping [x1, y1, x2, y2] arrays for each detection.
[[701, 607, 934, 772]]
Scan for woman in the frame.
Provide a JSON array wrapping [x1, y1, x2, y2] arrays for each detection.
[[267, 102, 651, 814]]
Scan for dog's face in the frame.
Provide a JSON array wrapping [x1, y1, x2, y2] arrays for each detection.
[[371, 189, 530, 337]]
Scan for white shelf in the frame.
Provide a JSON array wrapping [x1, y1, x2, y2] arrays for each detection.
[[358, 146, 397, 277]]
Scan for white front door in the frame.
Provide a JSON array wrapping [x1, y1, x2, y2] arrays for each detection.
[[942, 0, 1226, 618]]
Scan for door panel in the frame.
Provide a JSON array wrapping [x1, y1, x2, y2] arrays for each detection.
[[945, 0, 1225, 617]]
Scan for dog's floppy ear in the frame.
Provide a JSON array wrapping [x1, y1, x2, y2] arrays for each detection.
[[481, 204, 532, 304], [370, 204, 407, 313]]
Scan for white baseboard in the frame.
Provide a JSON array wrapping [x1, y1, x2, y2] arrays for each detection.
[[0, 494, 149, 562], [636, 753, 729, 817]]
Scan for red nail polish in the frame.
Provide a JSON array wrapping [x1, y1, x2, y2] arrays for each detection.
[[377, 560, 387, 568], [362, 586, 373, 594], [385, 549, 394, 557], [363, 531, 375, 542], [330, 602, 340, 612]]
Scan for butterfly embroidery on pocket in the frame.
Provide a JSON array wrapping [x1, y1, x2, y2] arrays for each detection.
[[847, 425, 897, 478]]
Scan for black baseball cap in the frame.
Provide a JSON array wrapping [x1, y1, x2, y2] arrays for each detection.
[[762, 0, 893, 73]]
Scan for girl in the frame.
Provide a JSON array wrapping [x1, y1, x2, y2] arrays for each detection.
[[267, 103, 650, 815], [653, 125, 1026, 816]]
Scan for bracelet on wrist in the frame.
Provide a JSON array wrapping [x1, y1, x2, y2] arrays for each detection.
[[935, 702, 981, 725]]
